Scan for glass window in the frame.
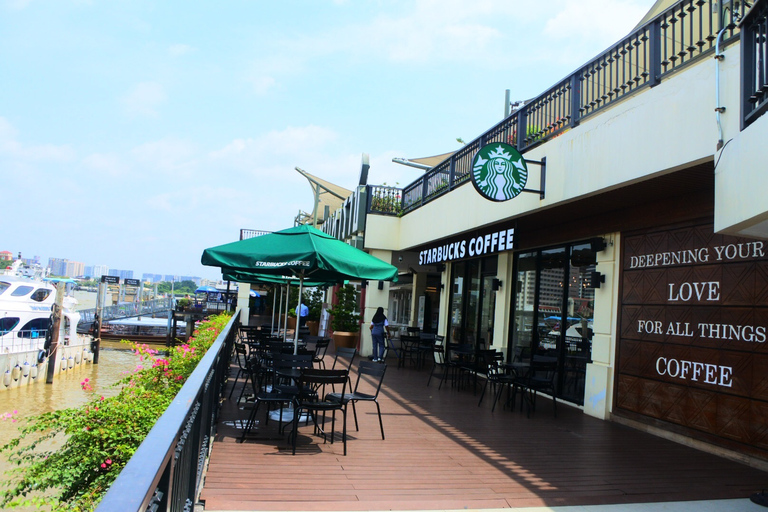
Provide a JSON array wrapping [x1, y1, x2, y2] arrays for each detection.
[[30, 288, 52, 302], [0, 317, 20, 335], [18, 317, 50, 338], [510, 241, 598, 405], [0, 282, 10, 295], [11, 285, 33, 297]]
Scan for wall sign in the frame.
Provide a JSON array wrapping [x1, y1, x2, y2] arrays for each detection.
[[617, 223, 768, 454], [418, 224, 515, 266], [471, 142, 528, 201]]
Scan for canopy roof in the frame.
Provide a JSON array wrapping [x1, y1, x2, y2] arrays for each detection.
[[202, 224, 398, 283]]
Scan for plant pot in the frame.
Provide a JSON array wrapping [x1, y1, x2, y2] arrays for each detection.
[[307, 321, 319, 336], [332, 331, 359, 350], [287, 317, 297, 330]]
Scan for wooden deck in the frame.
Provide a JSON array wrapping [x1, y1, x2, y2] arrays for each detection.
[[201, 353, 768, 511]]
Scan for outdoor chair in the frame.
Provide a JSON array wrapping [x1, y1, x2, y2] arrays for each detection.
[[228, 343, 250, 402], [426, 335, 446, 387], [291, 369, 349, 455], [311, 338, 331, 369], [330, 346, 356, 391], [441, 342, 473, 390], [239, 357, 297, 442], [513, 356, 558, 418], [397, 334, 420, 368], [478, 356, 515, 412], [461, 349, 498, 394], [326, 360, 387, 440]]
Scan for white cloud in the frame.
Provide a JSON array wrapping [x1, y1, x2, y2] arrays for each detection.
[[0, 117, 76, 162], [4, 0, 32, 10], [82, 152, 130, 177], [168, 44, 193, 57], [131, 137, 197, 173], [121, 81, 167, 118], [209, 125, 339, 164]]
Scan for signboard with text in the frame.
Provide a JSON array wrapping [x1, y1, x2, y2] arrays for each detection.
[[101, 275, 119, 284], [616, 223, 768, 454], [124, 279, 140, 287]]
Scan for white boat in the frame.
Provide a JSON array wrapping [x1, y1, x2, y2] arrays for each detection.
[[1, 260, 85, 354]]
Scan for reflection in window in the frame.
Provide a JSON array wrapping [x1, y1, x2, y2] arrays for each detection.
[[30, 288, 52, 302], [0, 317, 20, 335], [11, 285, 33, 297]]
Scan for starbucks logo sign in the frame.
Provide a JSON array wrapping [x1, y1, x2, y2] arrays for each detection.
[[471, 142, 528, 201]]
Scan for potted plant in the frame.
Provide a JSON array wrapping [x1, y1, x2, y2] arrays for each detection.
[[305, 288, 324, 336], [328, 284, 360, 349]]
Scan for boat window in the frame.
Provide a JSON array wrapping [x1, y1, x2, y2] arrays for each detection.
[[18, 318, 50, 338], [30, 288, 52, 302], [0, 282, 10, 295], [0, 317, 20, 335], [11, 285, 34, 297]]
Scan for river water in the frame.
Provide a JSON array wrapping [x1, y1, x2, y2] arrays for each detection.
[[0, 290, 142, 507]]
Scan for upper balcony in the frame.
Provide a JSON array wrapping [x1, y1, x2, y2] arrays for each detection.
[[368, 0, 760, 218]]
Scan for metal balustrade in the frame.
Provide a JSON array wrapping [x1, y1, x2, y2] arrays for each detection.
[[367, 0, 751, 217], [742, 0, 768, 128], [77, 297, 175, 331], [96, 313, 238, 512]]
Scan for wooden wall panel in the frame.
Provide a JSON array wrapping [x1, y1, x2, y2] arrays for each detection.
[[617, 222, 768, 457]]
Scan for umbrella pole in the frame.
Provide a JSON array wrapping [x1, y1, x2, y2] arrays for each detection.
[[276, 285, 284, 336], [283, 283, 290, 342], [294, 276, 304, 355], [270, 285, 277, 334]]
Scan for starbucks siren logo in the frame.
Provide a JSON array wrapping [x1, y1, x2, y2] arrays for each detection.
[[471, 142, 528, 201]]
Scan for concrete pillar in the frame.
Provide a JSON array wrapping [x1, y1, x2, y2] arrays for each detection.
[[584, 232, 619, 420]]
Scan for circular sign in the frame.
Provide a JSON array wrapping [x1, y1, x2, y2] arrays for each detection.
[[470, 142, 528, 201]]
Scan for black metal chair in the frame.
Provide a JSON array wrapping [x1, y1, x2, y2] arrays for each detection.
[[327, 360, 387, 439], [426, 335, 446, 387], [311, 338, 331, 369], [330, 346, 356, 391], [228, 343, 250, 402], [291, 369, 349, 455], [479, 355, 515, 412], [513, 356, 558, 418]]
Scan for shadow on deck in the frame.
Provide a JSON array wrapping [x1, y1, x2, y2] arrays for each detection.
[[200, 352, 768, 511]]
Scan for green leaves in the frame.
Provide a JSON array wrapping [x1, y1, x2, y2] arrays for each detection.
[[0, 313, 231, 511]]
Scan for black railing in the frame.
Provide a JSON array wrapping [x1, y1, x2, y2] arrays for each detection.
[[240, 229, 271, 240], [742, 0, 768, 128], [96, 313, 239, 512], [369, 0, 748, 217]]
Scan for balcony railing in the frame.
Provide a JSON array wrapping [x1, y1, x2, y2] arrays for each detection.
[[240, 229, 271, 240], [367, 0, 748, 217], [96, 314, 238, 512], [742, 0, 768, 128]]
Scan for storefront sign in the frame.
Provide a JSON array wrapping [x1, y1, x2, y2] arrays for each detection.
[[470, 142, 528, 201], [418, 225, 515, 265], [617, 223, 768, 452]]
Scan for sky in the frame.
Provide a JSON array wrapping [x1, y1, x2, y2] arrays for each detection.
[[1, 0, 658, 281]]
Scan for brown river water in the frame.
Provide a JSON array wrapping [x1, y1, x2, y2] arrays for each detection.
[[0, 290, 144, 509]]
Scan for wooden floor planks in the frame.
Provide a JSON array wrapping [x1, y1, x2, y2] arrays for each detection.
[[200, 352, 768, 511]]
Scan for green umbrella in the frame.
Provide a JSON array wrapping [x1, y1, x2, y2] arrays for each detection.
[[202, 225, 398, 283], [202, 224, 398, 350]]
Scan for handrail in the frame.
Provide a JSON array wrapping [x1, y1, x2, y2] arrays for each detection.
[[741, 0, 768, 129], [96, 313, 239, 512], [376, 0, 748, 216]]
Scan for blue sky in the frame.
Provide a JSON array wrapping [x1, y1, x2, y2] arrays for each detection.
[[1, 0, 656, 280]]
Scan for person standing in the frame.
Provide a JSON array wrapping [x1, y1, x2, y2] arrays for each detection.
[[297, 301, 309, 327], [370, 307, 390, 363]]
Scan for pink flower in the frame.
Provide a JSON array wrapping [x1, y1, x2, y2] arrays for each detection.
[[101, 463, 106, 469], [106, 458, 112, 464]]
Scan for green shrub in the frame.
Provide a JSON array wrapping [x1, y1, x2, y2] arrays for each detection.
[[0, 313, 231, 511]]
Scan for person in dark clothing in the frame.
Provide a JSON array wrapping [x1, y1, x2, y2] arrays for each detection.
[[370, 307, 390, 363]]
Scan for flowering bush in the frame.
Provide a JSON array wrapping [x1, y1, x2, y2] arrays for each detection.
[[0, 313, 231, 511]]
